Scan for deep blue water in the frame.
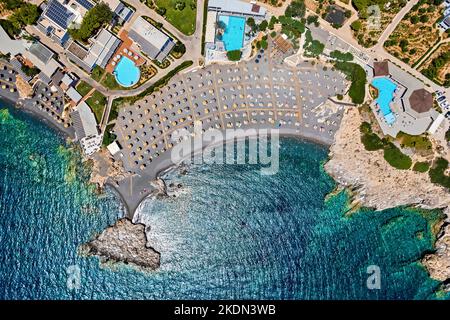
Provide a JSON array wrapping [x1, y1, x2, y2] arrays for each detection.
[[0, 101, 448, 300]]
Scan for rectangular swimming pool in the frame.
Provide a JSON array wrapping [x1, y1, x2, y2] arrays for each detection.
[[371, 77, 397, 125], [217, 15, 246, 51]]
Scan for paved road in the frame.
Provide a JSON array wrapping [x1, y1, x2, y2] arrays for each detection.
[[373, 0, 419, 51]]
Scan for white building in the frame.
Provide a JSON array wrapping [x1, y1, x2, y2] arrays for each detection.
[[71, 101, 102, 155], [128, 16, 175, 62], [66, 28, 122, 72], [208, 0, 267, 17]]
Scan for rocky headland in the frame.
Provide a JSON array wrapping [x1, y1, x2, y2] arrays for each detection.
[[325, 107, 450, 286], [80, 218, 160, 271]]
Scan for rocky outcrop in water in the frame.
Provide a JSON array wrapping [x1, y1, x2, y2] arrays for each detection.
[[325, 107, 450, 286], [81, 218, 160, 271], [422, 213, 450, 284]]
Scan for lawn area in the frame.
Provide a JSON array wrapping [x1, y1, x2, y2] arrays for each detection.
[[91, 66, 105, 82], [101, 73, 122, 90], [154, 0, 197, 35], [86, 91, 107, 123], [76, 81, 93, 97]]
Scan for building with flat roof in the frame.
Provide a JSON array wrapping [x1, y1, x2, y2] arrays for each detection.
[[0, 26, 26, 56], [208, 0, 267, 17], [66, 86, 82, 103], [128, 17, 175, 62], [71, 101, 98, 139], [103, 0, 134, 23], [37, 0, 95, 46], [67, 29, 122, 72], [23, 41, 63, 81]]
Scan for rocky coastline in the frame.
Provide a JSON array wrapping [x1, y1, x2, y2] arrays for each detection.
[[80, 218, 160, 271], [324, 107, 450, 286]]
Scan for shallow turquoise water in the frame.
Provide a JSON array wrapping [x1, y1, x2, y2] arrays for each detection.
[[114, 56, 140, 87], [0, 101, 448, 300], [372, 77, 397, 125], [218, 15, 246, 51]]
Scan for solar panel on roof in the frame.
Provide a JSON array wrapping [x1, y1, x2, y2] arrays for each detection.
[[45, 0, 75, 29], [75, 0, 94, 10]]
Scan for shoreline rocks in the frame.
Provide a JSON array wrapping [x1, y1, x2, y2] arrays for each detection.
[[80, 218, 160, 271], [325, 107, 450, 286]]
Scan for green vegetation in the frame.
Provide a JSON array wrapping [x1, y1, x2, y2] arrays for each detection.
[[259, 20, 268, 32], [421, 50, 450, 87], [285, 0, 306, 18], [0, 1, 40, 37], [330, 50, 353, 62], [68, 3, 112, 42], [350, 20, 362, 31], [200, 0, 209, 55], [360, 121, 412, 169], [383, 142, 412, 170], [278, 15, 305, 39], [306, 15, 319, 27], [20, 65, 39, 77], [429, 157, 450, 188], [86, 91, 107, 123], [102, 124, 117, 147], [111, 60, 193, 119], [227, 50, 242, 61], [91, 66, 105, 82], [76, 81, 93, 97], [303, 30, 324, 58], [396, 132, 432, 152], [101, 73, 121, 90], [334, 61, 366, 104], [268, 16, 278, 30], [413, 161, 430, 172], [154, 0, 197, 35], [171, 41, 186, 58]]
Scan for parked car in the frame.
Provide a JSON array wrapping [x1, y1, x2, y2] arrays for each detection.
[[437, 96, 446, 102]]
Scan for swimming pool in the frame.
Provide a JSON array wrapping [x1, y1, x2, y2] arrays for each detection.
[[217, 15, 246, 51], [371, 77, 397, 125], [113, 56, 140, 87]]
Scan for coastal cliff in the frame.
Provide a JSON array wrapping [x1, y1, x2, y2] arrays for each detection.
[[80, 218, 160, 271], [324, 107, 450, 285]]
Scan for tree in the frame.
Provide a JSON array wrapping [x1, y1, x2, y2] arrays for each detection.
[[410, 15, 419, 24], [419, 15, 429, 23], [306, 15, 318, 25], [68, 3, 113, 42], [258, 20, 268, 32], [285, 0, 306, 18], [247, 17, 256, 30], [227, 50, 242, 61], [350, 20, 362, 31], [269, 16, 278, 29], [8, 3, 40, 28]]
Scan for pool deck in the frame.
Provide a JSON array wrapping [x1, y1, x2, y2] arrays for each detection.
[[105, 31, 146, 75]]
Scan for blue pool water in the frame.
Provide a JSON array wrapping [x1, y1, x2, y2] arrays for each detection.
[[218, 15, 246, 51], [0, 100, 449, 300], [372, 77, 397, 125], [114, 57, 140, 87]]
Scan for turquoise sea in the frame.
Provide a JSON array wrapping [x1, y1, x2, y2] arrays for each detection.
[[0, 100, 448, 300]]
